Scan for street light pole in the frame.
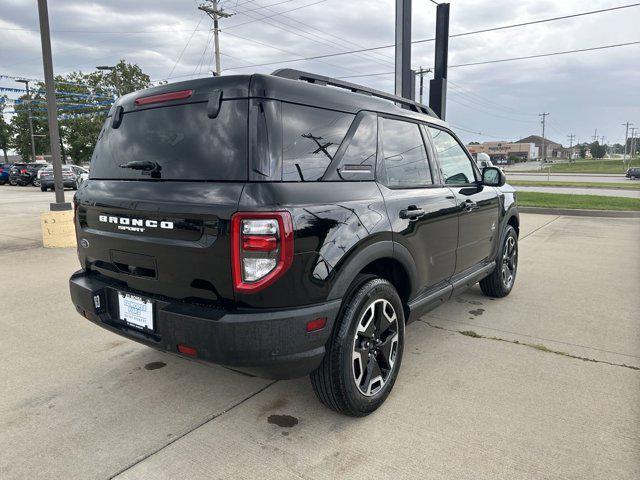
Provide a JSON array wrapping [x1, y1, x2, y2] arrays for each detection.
[[96, 65, 120, 97], [15, 79, 37, 162], [37, 0, 69, 210]]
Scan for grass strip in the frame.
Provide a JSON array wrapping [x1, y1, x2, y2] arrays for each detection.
[[516, 191, 640, 211], [522, 158, 639, 174], [509, 180, 640, 190]]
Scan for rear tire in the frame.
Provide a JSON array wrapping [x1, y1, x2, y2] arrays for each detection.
[[310, 277, 405, 416], [41, 187, 47, 192], [480, 225, 518, 298]]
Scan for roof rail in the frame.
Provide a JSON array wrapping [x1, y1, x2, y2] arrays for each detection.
[[271, 68, 436, 117]]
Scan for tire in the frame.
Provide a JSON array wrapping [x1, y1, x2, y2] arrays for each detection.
[[41, 186, 47, 192], [310, 276, 405, 416], [480, 225, 518, 298], [33, 179, 41, 187]]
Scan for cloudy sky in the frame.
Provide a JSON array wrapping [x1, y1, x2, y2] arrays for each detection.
[[1, 0, 639, 145]]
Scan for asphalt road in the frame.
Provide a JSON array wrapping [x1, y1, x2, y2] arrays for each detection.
[[514, 185, 640, 198], [2, 187, 639, 480], [506, 172, 631, 184]]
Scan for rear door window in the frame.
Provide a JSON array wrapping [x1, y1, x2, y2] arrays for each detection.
[[281, 103, 354, 181], [90, 100, 248, 181], [380, 118, 432, 188]]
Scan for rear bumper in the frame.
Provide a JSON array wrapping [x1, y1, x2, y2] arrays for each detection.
[[69, 270, 340, 379], [41, 179, 76, 188]]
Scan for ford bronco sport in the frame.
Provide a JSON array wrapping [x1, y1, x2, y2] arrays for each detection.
[[69, 70, 519, 416]]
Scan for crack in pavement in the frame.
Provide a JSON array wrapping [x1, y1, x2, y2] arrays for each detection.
[[425, 313, 640, 360], [422, 320, 639, 371], [107, 380, 278, 479], [520, 215, 561, 240]]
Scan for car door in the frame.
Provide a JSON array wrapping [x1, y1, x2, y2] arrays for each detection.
[[427, 126, 500, 275], [377, 116, 458, 297]]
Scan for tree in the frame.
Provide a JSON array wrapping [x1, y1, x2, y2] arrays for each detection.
[[590, 141, 606, 159], [96, 59, 151, 96], [578, 144, 587, 158], [10, 92, 50, 162], [0, 97, 12, 162]]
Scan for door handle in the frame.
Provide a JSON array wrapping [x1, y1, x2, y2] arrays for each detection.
[[399, 206, 426, 220], [463, 199, 478, 212]]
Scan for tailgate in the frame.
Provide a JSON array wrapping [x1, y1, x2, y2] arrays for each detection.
[[76, 180, 244, 304]]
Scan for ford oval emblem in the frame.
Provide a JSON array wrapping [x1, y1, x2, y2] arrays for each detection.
[[80, 238, 90, 248]]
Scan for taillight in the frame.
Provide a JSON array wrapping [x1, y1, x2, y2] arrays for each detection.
[[231, 212, 293, 293], [21, 169, 27, 174]]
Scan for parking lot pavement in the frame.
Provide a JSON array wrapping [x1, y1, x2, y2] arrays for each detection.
[[0, 186, 54, 252], [2, 191, 639, 480]]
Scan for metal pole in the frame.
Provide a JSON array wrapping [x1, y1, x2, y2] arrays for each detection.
[[19, 80, 38, 162], [213, 0, 221, 76], [37, 0, 69, 211], [539, 112, 549, 165], [419, 66, 424, 104], [394, 0, 412, 100], [428, 3, 450, 119]]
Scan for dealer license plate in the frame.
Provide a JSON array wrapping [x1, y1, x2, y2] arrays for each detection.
[[118, 292, 154, 331]]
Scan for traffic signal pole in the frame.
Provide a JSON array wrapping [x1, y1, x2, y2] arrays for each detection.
[[37, 0, 69, 211]]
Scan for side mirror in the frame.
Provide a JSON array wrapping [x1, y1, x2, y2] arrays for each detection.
[[482, 167, 506, 187]]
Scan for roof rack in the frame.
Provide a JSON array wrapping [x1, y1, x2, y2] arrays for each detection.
[[271, 68, 436, 117]]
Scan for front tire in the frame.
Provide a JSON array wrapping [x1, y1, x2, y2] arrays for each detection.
[[480, 225, 518, 298], [310, 277, 405, 416]]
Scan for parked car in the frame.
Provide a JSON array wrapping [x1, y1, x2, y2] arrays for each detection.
[[625, 167, 640, 179], [69, 70, 519, 416], [33, 162, 52, 187], [8, 163, 28, 185], [8, 163, 47, 186], [40, 165, 88, 191], [0, 163, 11, 185], [476, 152, 495, 170]]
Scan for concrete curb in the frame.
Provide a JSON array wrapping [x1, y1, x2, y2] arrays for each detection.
[[508, 172, 625, 177], [519, 206, 640, 218]]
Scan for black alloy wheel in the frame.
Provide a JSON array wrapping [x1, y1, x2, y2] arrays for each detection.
[[480, 225, 518, 298], [351, 298, 399, 396]]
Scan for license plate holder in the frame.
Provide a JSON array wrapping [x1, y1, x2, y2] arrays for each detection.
[[117, 292, 154, 331]]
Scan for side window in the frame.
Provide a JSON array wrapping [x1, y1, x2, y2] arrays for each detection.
[[428, 127, 477, 185], [281, 104, 354, 181], [333, 113, 377, 181], [381, 117, 432, 188]]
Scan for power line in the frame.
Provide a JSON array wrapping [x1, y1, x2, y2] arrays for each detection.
[[226, 0, 394, 68], [166, 13, 207, 79], [334, 41, 640, 79], [221, 3, 640, 70]]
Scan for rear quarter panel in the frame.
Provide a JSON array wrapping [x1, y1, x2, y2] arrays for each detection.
[[237, 181, 390, 308]]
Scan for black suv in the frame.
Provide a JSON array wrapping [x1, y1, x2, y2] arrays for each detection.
[[70, 70, 519, 416]]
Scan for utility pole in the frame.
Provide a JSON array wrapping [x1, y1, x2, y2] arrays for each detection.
[[37, 0, 68, 210], [622, 122, 632, 164], [198, 0, 232, 76], [592, 129, 598, 143], [416, 67, 431, 104], [15, 79, 37, 162], [630, 127, 638, 160], [567, 133, 575, 162], [539, 112, 549, 163]]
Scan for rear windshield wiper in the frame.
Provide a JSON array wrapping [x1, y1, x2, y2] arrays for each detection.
[[119, 161, 162, 179]]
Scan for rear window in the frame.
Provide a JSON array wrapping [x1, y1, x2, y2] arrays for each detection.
[[90, 100, 248, 181], [281, 104, 354, 181]]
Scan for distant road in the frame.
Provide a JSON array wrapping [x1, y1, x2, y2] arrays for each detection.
[[506, 172, 629, 184], [514, 185, 640, 199]]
